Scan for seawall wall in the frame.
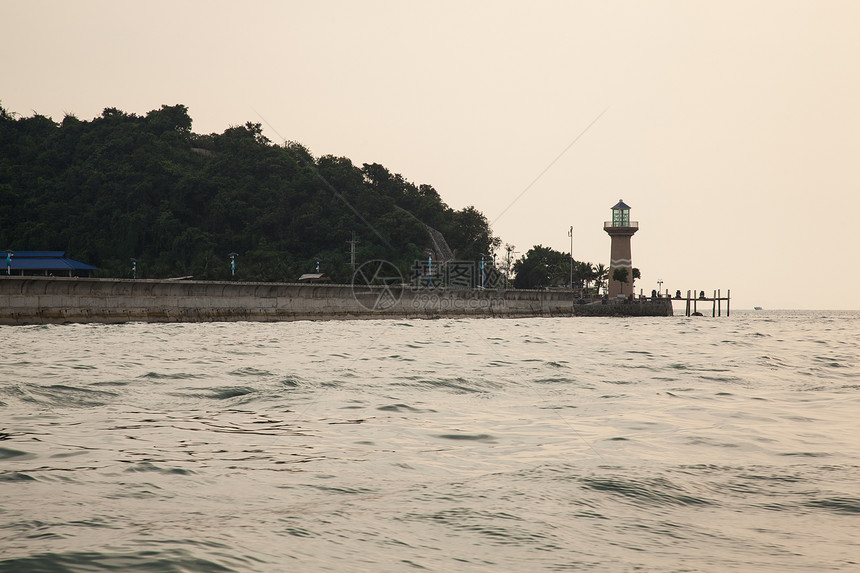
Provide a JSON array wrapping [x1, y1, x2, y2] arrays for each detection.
[[0, 276, 672, 325]]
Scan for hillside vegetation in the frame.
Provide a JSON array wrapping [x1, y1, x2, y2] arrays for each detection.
[[0, 104, 498, 282]]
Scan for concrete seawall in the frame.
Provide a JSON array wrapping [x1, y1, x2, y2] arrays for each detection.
[[0, 276, 672, 325]]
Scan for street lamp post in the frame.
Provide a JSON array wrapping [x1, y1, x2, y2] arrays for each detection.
[[480, 254, 485, 288], [229, 253, 239, 278], [424, 249, 434, 287]]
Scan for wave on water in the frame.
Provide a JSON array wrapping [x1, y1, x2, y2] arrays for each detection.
[[1, 311, 859, 571], [0, 550, 239, 573]]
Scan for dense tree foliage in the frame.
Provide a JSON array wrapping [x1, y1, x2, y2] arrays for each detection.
[[0, 104, 499, 282], [512, 245, 602, 292], [612, 267, 629, 285]]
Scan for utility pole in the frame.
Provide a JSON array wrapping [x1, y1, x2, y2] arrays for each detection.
[[568, 226, 574, 289], [346, 231, 359, 273]]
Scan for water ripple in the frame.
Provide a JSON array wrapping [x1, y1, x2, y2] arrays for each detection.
[[1, 311, 859, 571]]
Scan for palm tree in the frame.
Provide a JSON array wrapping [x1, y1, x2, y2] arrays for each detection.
[[585, 262, 597, 293], [594, 263, 608, 295], [572, 261, 594, 292]]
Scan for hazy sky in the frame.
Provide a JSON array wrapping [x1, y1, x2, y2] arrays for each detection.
[[4, 1, 859, 309]]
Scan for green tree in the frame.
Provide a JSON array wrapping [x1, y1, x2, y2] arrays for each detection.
[[513, 245, 597, 290], [612, 267, 630, 285], [445, 206, 501, 262]]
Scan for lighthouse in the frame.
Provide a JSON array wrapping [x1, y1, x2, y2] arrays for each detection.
[[604, 199, 638, 298]]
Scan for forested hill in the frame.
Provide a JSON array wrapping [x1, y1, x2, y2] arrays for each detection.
[[0, 104, 499, 281]]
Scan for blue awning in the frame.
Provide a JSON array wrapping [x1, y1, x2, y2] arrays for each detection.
[[2, 251, 98, 271]]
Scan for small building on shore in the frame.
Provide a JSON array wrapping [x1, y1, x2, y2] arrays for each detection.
[[2, 251, 98, 277]]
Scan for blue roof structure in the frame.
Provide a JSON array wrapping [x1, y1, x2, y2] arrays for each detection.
[[2, 251, 98, 274]]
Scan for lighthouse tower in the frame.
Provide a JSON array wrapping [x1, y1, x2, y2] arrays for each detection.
[[604, 199, 638, 298]]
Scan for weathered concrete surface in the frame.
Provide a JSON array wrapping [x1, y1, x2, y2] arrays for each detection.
[[0, 277, 672, 325]]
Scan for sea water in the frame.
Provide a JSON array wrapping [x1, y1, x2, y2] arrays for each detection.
[[1, 310, 859, 572]]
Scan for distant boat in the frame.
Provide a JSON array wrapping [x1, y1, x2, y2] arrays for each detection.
[[754, 306, 763, 310]]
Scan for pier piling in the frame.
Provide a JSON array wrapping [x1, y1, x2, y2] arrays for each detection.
[[680, 289, 730, 317]]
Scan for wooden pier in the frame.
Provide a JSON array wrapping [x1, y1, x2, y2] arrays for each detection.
[[670, 289, 731, 317]]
